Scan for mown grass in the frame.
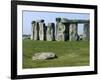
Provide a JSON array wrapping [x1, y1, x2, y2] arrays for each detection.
[[23, 39, 89, 68]]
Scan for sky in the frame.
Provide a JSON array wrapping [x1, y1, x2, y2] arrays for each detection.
[[22, 11, 89, 35]]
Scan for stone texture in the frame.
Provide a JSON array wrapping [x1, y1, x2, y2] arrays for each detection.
[[43, 25, 47, 41], [64, 23, 70, 41], [83, 23, 89, 40], [39, 22, 45, 41], [69, 23, 78, 41], [55, 18, 61, 41], [32, 52, 57, 60], [46, 23, 55, 41], [56, 23, 66, 41], [31, 21, 35, 40], [33, 22, 38, 40], [56, 18, 69, 41], [31, 18, 89, 41], [56, 18, 67, 41]]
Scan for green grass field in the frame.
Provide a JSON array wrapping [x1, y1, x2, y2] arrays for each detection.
[[23, 39, 89, 68]]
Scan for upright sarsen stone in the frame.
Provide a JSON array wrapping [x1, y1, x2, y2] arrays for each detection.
[[51, 23, 55, 41], [61, 18, 70, 41], [31, 21, 39, 40], [38, 20, 45, 41], [64, 23, 70, 41], [55, 18, 61, 41], [83, 23, 89, 40], [43, 25, 47, 41], [31, 20, 46, 41], [46, 24, 52, 41], [31, 21, 35, 40], [56, 18, 69, 41], [57, 23, 66, 41], [35, 22, 40, 40], [69, 23, 78, 41], [46, 23, 55, 41]]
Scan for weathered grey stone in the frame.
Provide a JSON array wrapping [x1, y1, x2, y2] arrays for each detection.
[[31, 18, 89, 41], [56, 18, 69, 41], [43, 25, 47, 41], [55, 18, 61, 41], [32, 52, 57, 60], [46, 25, 52, 41], [37, 22, 40, 40], [69, 23, 78, 41], [64, 23, 70, 41], [56, 23, 66, 41], [32, 22, 38, 40], [39, 22, 45, 41], [83, 23, 89, 40], [46, 23, 55, 41], [31, 21, 35, 40]]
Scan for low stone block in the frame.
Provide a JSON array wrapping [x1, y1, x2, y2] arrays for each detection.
[[32, 52, 57, 60]]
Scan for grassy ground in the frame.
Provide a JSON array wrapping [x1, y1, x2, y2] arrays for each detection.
[[23, 39, 89, 69]]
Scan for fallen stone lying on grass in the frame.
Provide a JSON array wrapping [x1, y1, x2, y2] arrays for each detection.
[[32, 52, 57, 60]]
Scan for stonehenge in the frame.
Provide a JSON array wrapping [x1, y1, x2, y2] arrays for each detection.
[[31, 18, 89, 41]]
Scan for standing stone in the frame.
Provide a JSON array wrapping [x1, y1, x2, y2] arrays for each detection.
[[56, 18, 66, 41], [31, 21, 38, 40], [31, 18, 89, 41], [33, 22, 39, 40], [56, 18, 69, 41], [36, 22, 40, 40], [51, 23, 55, 41], [83, 23, 89, 40], [46, 24, 52, 41], [64, 23, 70, 41], [32, 22, 37, 40], [38, 20, 45, 41], [31, 21, 35, 40], [55, 18, 61, 41], [57, 23, 66, 41], [43, 25, 47, 41], [46, 23, 55, 41], [69, 23, 78, 41], [61, 18, 69, 41]]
